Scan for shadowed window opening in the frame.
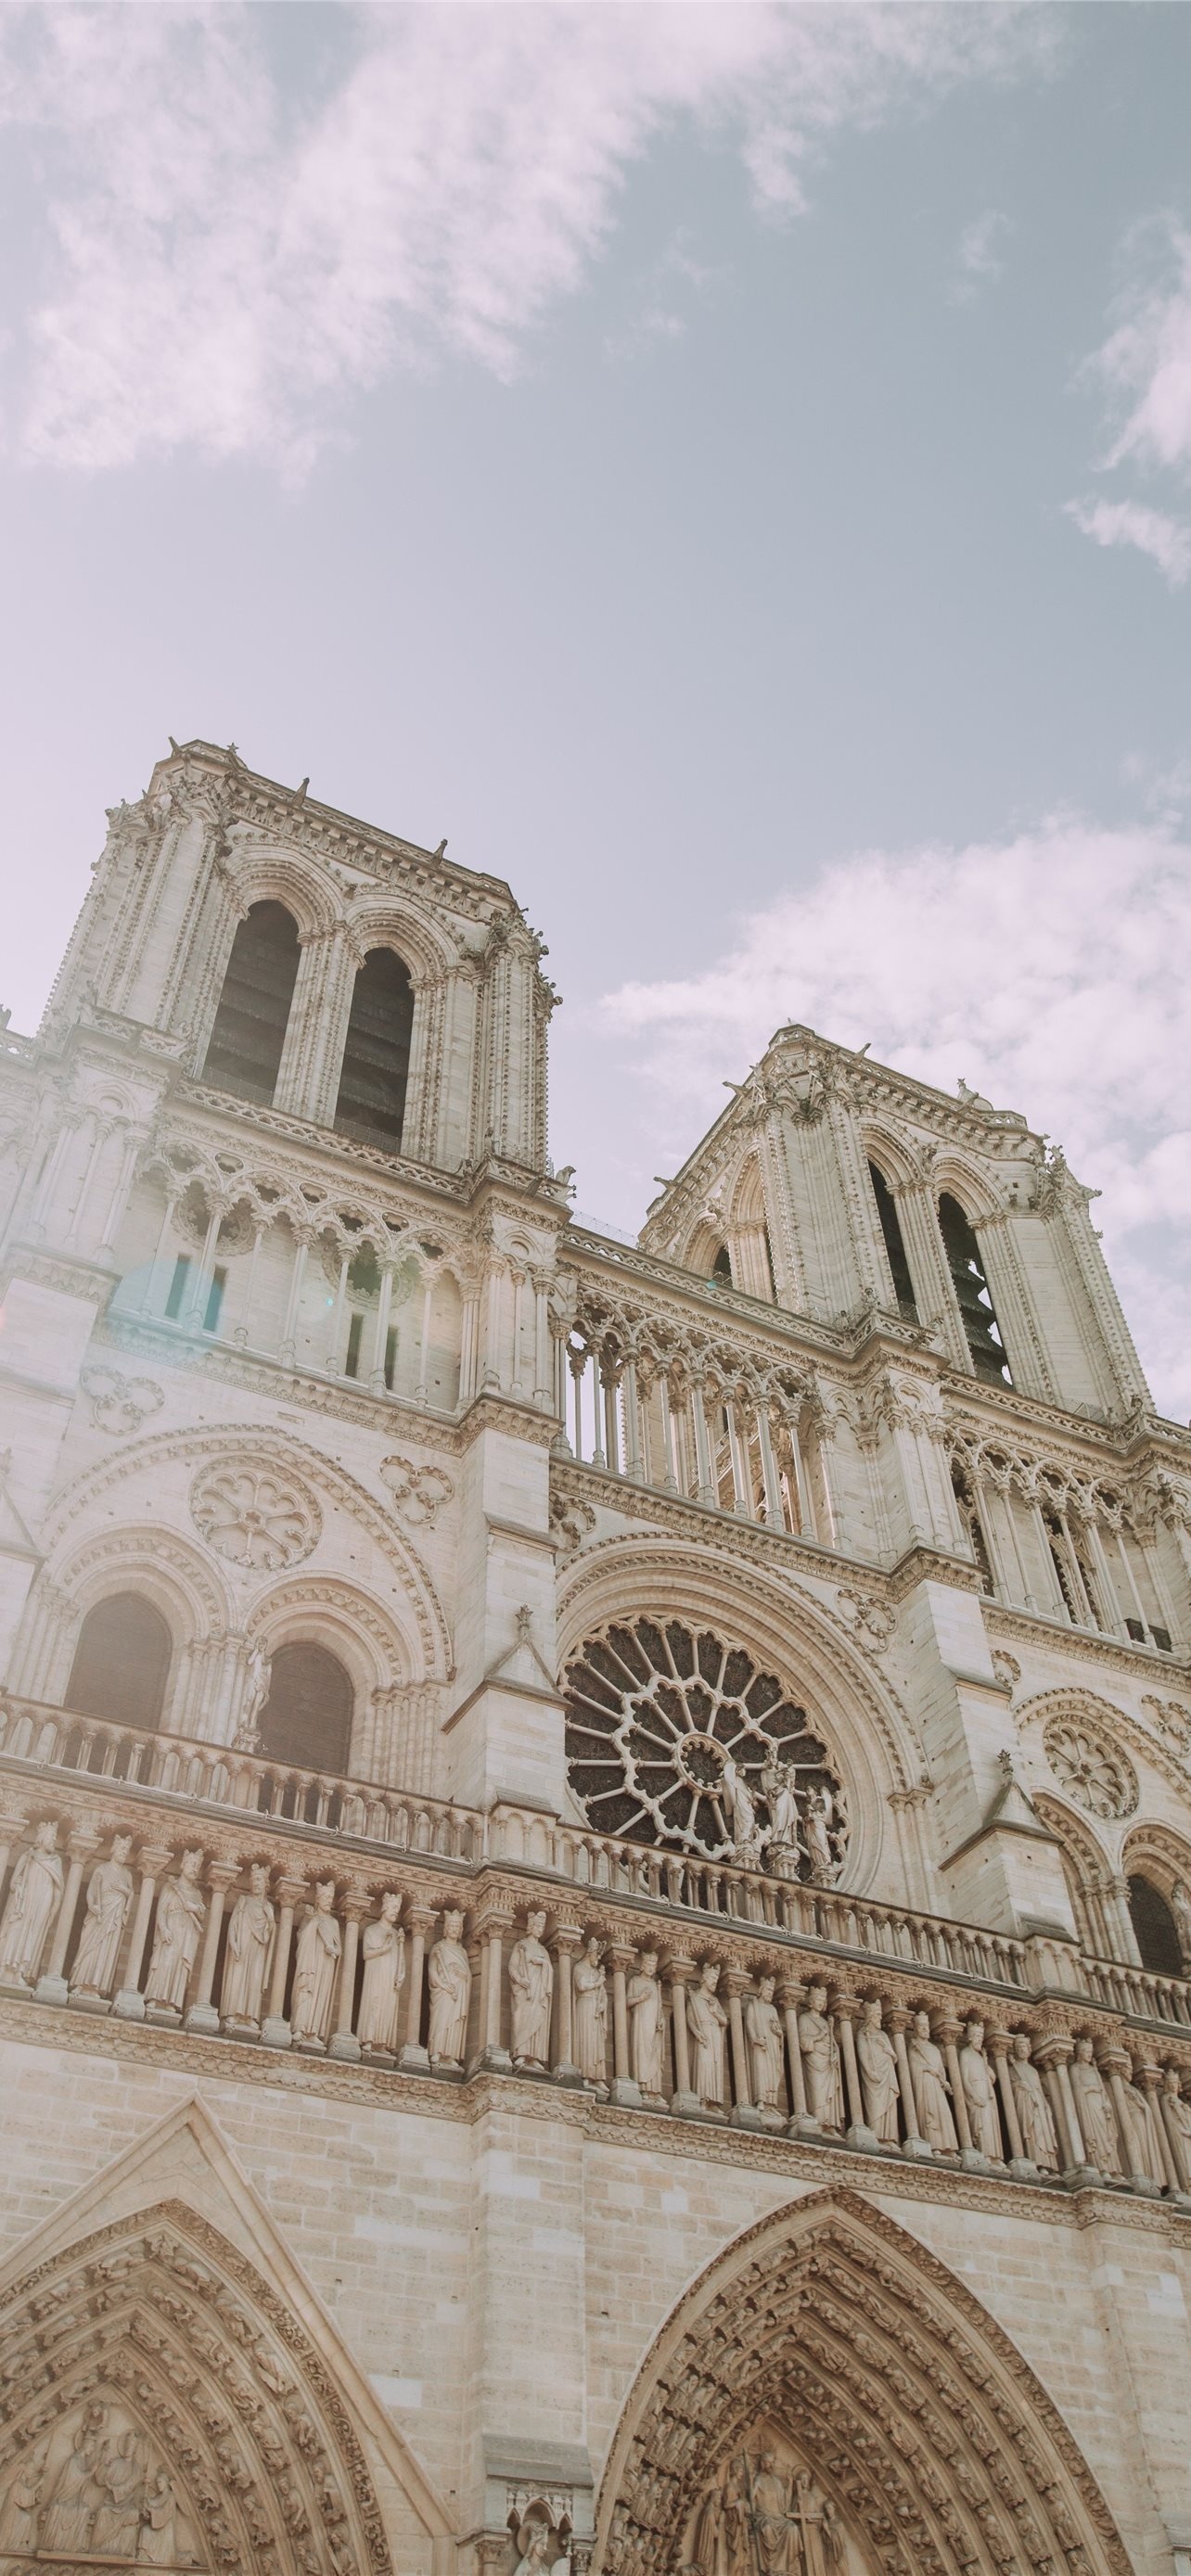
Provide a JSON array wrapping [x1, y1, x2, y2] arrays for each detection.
[[334, 948, 414, 1153], [259, 1641, 353, 1775], [939, 1193, 1010, 1384], [202, 901, 301, 1106], [1127, 1874, 1184, 1977], [868, 1163, 917, 1318], [711, 1243, 732, 1284], [345, 1311, 364, 1379], [953, 1468, 994, 1594], [164, 1254, 190, 1320], [66, 1593, 172, 1733]]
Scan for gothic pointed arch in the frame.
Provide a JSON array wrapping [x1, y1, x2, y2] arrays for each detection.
[[596, 2187, 1130, 2576], [201, 898, 301, 1106], [0, 2095, 454, 2572]]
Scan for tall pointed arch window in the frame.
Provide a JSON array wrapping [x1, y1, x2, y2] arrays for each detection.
[[334, 948, 414, 1153], [939, 1192, 1010, 1384], [1127, 1875, 1183, 1977], [867, 1162, 917, 1318], [202, 901, 301, 1105], [66, 1593, 172, 1732]]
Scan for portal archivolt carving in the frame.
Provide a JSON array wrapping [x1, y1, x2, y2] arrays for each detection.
[[0, 2201, 393, 2576], [598, 2189, 1130, 2576]]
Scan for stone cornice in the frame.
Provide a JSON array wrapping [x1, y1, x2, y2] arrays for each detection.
[[986, 1600, 1191, 1689]]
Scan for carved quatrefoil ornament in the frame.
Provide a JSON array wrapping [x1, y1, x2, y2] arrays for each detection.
[[190, 1460, 321, 1572], [1044, 1716, 1137, 1820]]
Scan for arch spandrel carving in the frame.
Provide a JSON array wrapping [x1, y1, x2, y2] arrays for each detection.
[[596, 2187, 1130, 2576], [0, 2097, 454, 2576]]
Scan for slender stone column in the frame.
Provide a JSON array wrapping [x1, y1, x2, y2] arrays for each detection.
[[278, 1234, 310, 1368], [328, 1890, 370, 2062], [369, 1262, 395, 1392], [887, 2005, 930, 2159], [725, 1404, 750, 1515], [415, 1281, 435, 1404], [570, 1351, 586, 1462], [724, 1970, 759, 2131], [607, 1944, 640, 2108], [531, 1272, 552, 1409], [114, 1845, 174, 2021], [327, 1253, 350, 1371], [400, 1904, 436, 2070], [621, 1360, 644, 1482], [657, 1375, 679, 1491], [549, 1924, 582, 2084], [140, 1187, 181, 1317], [185, 1859, 241, 2033], [667, 1956, 698, 2116], [235, 1221, 267, 1351], [36, 1826, 101, 2005], [185, 1201, 224, 1330], [690, 1383, 714, 1506], [478, 1910, 514, 2071], [834, 1995, 878, 2151], [262, 1874, 307, 2049], [97, 1132, 140, 1264], [590, 1356, 607, 1470], [755, 1407, 783, 1527]]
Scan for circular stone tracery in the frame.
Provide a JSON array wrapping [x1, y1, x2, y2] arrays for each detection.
[[1044, 1716, 1137, 1819], [190, 1460, 321, 1573], [564, 1617, 849, 1874]]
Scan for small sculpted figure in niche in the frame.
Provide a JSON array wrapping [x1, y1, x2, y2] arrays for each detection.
[[509, 1909, 554, 2070], [820, 2495, 845, 2568], [91, 2428, 147, 2556], [513, 2508, 558, 2573], [686, 1961, 728, 2110], [958, 2020, 1003, 2160], [760, 1753, 801, 1877], [220, 1864, 275, 2030], [855, 1999, 900, 2145], [804, 1789, 839, 1888], [235, 1645, 272, 1752], [137, 2468, 180, 2564], [1160, 2065, 1191, 2185], [290, 1881, 341, 2049], [907, 2010, 957, 2154], [70, 1833, 134, 2001], [1069, 2038, 1121, 2175], [627, 1948, 666, 2097], [573, 1933, 608, 2090], [724, 1759, 763, 1868], [1119, 2070, 1167, 2187], [798, 1983, 844, 2132], [356, 1893, 405, 2058], [144, 1850, 206, 2016], [1171, 1880, 1191, 1969], [41, 2417, 105, 2552], [745, 1974, 786, 2113], [1008, 2034, 1059, 2172], [0, 2448, 46, 2551], [795, 2473, 837, 2576], [0, 1820, 64, 1987], [428, 1909, 471, 2068]]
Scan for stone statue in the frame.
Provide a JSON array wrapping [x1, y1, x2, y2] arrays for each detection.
[[41, 2417, 103, 2550], [508, 1909, 554, 2069], [0, 1820, 64, 1987], [686, 1961, 728, 2110], [760, 1753, 801, 1876], [1069, 2038, 1121, 2175], [804, 1788, 839, 1887], [745, 1974, 786, 2113], [1119, 2072, 1166, 2187], [855, 1999, 900, 2145], [428, 1910, 471, 2068], [724, 1758, 763, 1867], [290, 1881, 341, 2049], [958, 2020, 1003, 2160], [1160, 2066, 1191, 2185], [1008, 2034, 1059, 2172], [143, 1850, 206, 2015], [220, 1864, 275, 2030], [0, 2448, 46, 2550], [513, 2510, 558, 2574], [627, 1948, 665, 2097], [137, 2466, 179, 2563], [750, 2450, 793, 2573], [357, 1893, 406, 2057], [90, 2427, 147, 2555], [820, 2495, 845, 2568], [794, 2472, 834, 2576], [70, 1834, 134, 2001], [235, 1645, 272, 1752], [573, 1933, 608, 2088], [907, 2010, 957, 2153], [1172, 1881, 1191, 1970], [798, 1983, 844, 2132]]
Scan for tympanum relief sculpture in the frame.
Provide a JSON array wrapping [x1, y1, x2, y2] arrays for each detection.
[[681, 2433, 853, 2576], [0, 2399, 204, 2567]]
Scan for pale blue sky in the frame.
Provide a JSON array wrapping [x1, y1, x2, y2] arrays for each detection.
[[2, 4, 1188, 1409]]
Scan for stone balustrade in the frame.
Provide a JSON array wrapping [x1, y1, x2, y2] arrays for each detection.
[[4, 1721, 1191, 2207]]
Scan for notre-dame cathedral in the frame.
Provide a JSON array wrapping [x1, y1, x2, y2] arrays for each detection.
[[0, 738, 1189, 2576]]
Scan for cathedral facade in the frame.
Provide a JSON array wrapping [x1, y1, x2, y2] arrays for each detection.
[[0, 739, 1189, 2576]]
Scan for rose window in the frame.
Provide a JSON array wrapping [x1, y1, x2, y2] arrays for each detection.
[[190, 1462, 320, 1572], [563, 1618, 849, 1878], [1044, 1718, 1137, 1820]]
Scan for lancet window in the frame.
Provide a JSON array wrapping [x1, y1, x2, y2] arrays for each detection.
[[334, 947, 414, 1153], [938, 1192, 1010, 1384], [202, 901, 301, 1106], [868, 1161, 917, 1318], [65, 1593, 172, 1733], [1127, 1874, 1184, 1977], [258, 1641, 353, 1774]]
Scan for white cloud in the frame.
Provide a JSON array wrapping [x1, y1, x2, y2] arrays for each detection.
[[952, 207, 1012, 301], [0, 1, 1053, 474], [600, 819, 1191, 1418], [1064, 495, 1191, 588], [1096, 220, 1191, 479]]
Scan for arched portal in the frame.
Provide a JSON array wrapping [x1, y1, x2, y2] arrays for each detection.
[[597, 2188, 1129, 2576], [65, 1591, 173, 1732]]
